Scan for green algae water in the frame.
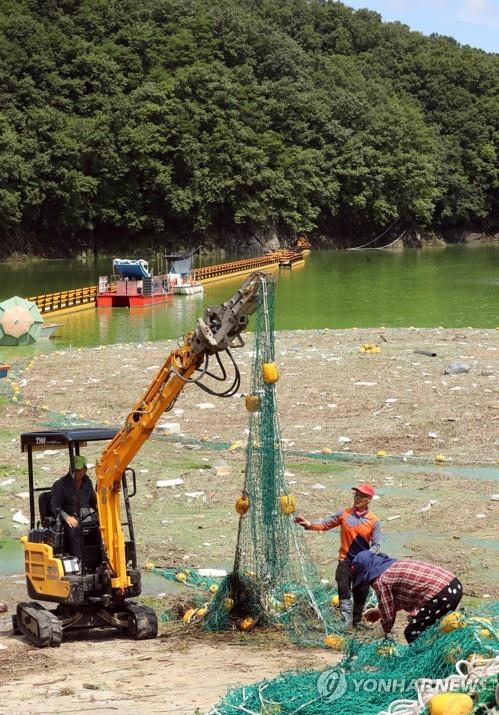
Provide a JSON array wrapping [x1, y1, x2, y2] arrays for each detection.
[[0, 246, 497, 355], [0, 538, 24, 574]]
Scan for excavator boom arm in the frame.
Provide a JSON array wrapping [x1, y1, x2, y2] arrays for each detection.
[[95, 272, 265, 590]]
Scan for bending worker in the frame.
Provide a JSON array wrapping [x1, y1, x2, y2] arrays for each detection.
[[352, 551, 463, 642], [294, 482, 381, 628], [51, 455, 97, 559]]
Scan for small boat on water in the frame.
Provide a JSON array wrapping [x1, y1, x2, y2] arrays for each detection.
[[39, 323, 64, 339], [96, 258, 172, 308], [0, 363, 11, 379], [166, 249, 204, 296]]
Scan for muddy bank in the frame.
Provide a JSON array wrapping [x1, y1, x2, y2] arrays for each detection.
[[0, 621, 336, 714]]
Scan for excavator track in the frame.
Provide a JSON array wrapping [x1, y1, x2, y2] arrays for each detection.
[[125, 602, 158, 640], [16, 602, 63, 648]]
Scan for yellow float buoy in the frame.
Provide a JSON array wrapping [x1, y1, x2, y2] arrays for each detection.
[[235, 495, 250, 515], [262, 362, 279, 384], [429, 692, 473, 715], [282, 593, 297, 608], [245, 394, 260, 412], [479, 628, 491, 638], [279, 495, 296, 515], [466, 652, 489, 663], [324, 634, 345, 651], [440, 612, 464, 633], [182, 608, 196, 623], [239, 617, 255, 631]]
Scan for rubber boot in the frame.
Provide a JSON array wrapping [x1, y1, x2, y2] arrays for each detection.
[[339, 599, 353, 630], [353, 601, 364, 627]]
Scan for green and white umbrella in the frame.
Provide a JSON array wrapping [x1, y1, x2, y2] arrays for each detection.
[[0, 296, 43, 345]]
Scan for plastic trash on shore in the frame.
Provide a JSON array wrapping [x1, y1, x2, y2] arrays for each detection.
[[156, 422, 181, 434], [0, 478, 15, 487], [12, 510, 29, 525], [198, 568, 227, 578], [156, 478, 184, 488], [444, 362, 471, 375]]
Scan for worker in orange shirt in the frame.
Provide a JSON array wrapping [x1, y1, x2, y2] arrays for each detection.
[[295, 483, 381, 628]]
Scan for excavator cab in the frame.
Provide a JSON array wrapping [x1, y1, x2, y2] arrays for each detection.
[[22, 429, 114, 565], [14, 428, 155, 647]]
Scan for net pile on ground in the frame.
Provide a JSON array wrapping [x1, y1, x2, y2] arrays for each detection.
[[200, 275, 347, 646], [209, 606, 499, 715]]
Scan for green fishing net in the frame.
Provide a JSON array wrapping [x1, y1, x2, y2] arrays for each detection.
[[209, 608, 499, 714], [196, 275, 349, 645]]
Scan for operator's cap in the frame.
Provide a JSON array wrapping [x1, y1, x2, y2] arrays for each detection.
[[352, 482, 375, 497], [74, 455, 87, 470]]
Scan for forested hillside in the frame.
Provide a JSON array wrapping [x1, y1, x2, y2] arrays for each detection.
[[0, 0, 498, 254]]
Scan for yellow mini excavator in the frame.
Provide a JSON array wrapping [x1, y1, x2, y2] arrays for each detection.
[[14, 272, 264, 646]]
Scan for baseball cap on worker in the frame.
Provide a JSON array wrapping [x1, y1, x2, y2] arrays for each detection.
[[352, 482, 375, 497], [74, 455, 87, 470]]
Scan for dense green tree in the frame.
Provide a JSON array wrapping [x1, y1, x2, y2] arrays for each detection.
[[0, 0, 497, 251], [0, 114, 30, 225]]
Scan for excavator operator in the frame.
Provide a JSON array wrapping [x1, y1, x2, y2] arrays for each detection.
[[51, 455, 97, 558]]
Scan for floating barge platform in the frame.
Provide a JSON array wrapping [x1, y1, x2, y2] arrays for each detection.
[[96, 258, 172, 308], [96, 280, 172, 308]]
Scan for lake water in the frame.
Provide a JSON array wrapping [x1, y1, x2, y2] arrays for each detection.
[[0, 245, 497, 355]]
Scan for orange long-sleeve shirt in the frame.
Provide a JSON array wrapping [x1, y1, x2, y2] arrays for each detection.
[[309, 507, 381, 563]]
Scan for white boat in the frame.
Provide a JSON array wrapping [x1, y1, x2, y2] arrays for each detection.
[[165, 248, 204, 296], [40, 323, 64, 339], [172, 283, 204, 295]]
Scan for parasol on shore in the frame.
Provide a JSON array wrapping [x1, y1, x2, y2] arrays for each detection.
[[0, 296, 43, 345]]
